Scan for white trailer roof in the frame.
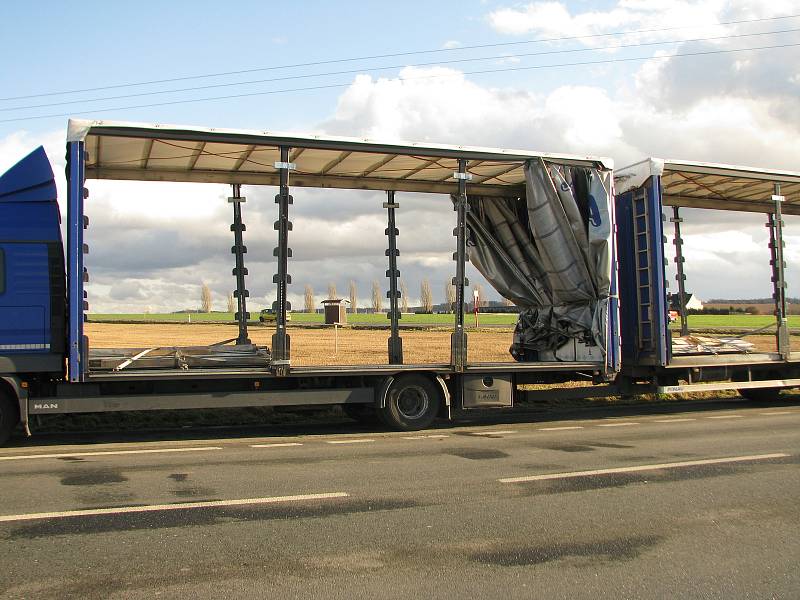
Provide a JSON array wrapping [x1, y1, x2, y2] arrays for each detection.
[[68, 119, 612, 197], [616, 158, 800, 216]]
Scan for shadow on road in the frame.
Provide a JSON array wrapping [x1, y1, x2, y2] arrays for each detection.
[[8, 393, 798, 450]]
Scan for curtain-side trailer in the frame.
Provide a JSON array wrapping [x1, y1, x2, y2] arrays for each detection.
[[1, 120, 798, 446], [0, 119, 622, 445]]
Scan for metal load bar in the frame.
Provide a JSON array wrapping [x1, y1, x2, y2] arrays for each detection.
[[670, 206, 689, 337], [450, 159, 470, 371], [271, 147, 293, 375], [385, 191, 403, 364], [229, 184, 251, 345], [768, 183, 791, 359]]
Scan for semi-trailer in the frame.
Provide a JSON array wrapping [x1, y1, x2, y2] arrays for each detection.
[[0, 119, 797, 445]]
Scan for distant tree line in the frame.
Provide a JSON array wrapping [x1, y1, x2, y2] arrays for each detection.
[[708, 297, 800, 304]]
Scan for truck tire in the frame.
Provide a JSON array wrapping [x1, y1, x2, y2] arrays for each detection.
[[0, 389, 20, 447], [378, 374, 441, 431], [738, 387, 781, 402]]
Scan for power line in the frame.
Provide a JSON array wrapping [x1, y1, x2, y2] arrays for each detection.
[[3, 27, 797, 114], [1, 12, 799, 103], [0, 42, 796, 125]]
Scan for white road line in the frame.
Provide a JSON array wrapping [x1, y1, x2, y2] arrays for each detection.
[[326, 439, 375, 445], [250, 443, 304, 448], [470, 430, 516, 436], [706, 415, 744, 419], [538, 426, 584, 431], [653, 418, 696, 423], [597, 422, 639, 427], [498, 453, 789, 484], [402, 434, 450, 440], [760, 411, 795, 416], [0, 492, 350, 524], [0, 447, 222, 461]]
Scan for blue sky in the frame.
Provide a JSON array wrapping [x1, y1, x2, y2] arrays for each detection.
[[2, 0, 672, 139], [1, 1, 799, 311]]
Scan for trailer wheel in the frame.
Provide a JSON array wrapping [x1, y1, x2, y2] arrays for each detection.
[[379, 375, 441, 431], [738, 387, 781, 402], [0, 389, 20, 447]]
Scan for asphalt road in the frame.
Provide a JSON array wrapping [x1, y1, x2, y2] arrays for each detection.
[[0, 401, 798, 599]]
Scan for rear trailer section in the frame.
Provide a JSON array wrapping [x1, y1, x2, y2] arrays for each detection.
[[614, 158, 800, 398]]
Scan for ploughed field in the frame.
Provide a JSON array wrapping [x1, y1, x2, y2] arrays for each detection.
[[84, 323, 797, 367], [84, 323, 519, 365]]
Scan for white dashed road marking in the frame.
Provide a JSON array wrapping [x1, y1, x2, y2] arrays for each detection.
[[250, 443, 304, 448], [0, 492, 350, 523], [760, 411, 795, 416], [326, 439, 375, 445], [597, 422, 639, 427], [402, 435, 450, 440], [706, 415, 743, 419], [0, 447, 222, 461], [498, 453, 790, 484], [654, 418, 696, 423], [470, 430, 516, 436], [538, 426, 584, 431]]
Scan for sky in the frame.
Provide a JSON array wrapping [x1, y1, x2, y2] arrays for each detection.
[[1, 0, 799, 312]]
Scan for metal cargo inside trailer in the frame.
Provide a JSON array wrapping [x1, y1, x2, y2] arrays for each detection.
[[614, 158, 800, 397]]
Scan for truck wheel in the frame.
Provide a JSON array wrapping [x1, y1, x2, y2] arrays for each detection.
[[378, 375, 441, 431], [0, 390, 20, 447], [738, 387, 781, 402]]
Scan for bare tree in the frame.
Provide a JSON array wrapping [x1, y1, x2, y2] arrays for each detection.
[[328, 282, 337, 300], [226, 292, 236, 313], [200, 282, 212, 313], [445, 279, 455, 313], [420, 278, 433, 313], [400, 279, 409, 313], [371, 280, 383, 313], [304, 285, 315, 313], [348, 280, 357, 313]]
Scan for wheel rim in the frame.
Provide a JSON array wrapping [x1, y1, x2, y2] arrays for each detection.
[[396, 385, 429, 420]]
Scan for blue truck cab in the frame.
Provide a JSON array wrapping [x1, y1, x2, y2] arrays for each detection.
[[0, 146, 66, 376]]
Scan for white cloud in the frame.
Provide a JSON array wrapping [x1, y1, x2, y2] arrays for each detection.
[[487, 1, 736, 43], [442, 40, 461, 49], [318, 61, 800, 299], [3, 2, 800, 312]]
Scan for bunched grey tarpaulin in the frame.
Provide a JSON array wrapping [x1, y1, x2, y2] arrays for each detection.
[[466, 158, 613, 361]]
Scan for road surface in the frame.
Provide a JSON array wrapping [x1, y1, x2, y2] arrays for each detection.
[[0, 400, 798, 599]]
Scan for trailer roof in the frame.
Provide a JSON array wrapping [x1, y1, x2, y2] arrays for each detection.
[[68, 119, 612, 197], [615, 158, 800, 216]]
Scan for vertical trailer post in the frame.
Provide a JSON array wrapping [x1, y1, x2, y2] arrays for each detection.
[[670, 206, 689, 336], [451, 159, 470, 371], [272, 147, 293, 375], [66, 141, 87, 382], [229, 184, 250, 345], [385, 191, 403, 364], [768, 183, 790, 359]]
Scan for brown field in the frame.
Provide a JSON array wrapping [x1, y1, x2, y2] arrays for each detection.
[[84, 323, 795, 367], [84, 323, 519, 366]]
